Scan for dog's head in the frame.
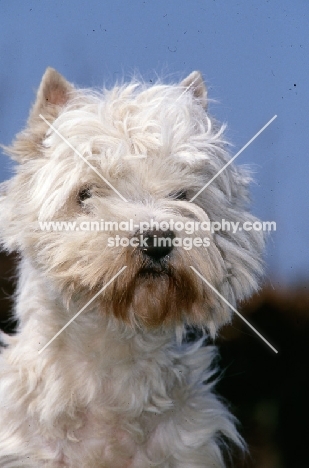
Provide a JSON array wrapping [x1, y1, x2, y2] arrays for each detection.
[[0, 68, 264, 334]]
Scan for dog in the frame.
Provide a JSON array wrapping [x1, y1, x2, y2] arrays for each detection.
[[0, 68, 264, 467]]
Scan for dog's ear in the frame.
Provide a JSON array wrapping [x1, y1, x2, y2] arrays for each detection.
[[4, 68, 74, 162], [180, 71, 207, 109], [29, 67, 74, 124]]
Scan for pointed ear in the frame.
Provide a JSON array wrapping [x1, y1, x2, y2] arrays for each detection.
[[29, 67, 74, 124], [3, 68, 74, 162], [180, 71, 207, 109]]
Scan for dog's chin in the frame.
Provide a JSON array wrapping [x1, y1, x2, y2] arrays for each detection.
[[137, 262, 171, 279], [101, 261, 216, 329]]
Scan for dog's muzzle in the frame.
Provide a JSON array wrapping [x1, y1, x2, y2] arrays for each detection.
[[138, 229, 175, 261]]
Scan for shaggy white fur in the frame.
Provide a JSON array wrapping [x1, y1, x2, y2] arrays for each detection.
[[0, 69, 264, 467]]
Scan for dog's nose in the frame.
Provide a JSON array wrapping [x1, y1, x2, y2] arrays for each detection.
[[141, 230, 175, 260]]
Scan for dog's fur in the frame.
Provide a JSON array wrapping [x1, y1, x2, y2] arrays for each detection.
[[0, 69, 264, 467]]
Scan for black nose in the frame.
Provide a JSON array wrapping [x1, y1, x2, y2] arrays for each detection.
[[141, 230, 175, 260]]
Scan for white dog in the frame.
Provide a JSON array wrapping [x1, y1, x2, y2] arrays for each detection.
[[0, 68, 264, 467]]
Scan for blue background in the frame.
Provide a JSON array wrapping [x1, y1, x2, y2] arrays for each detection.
[[1, 0, 308, 287]]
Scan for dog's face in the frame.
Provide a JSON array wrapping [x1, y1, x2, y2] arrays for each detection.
[[0, 69, 264, 334]]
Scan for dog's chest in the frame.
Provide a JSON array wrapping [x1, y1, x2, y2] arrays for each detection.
[[51, 344, 182, 467]]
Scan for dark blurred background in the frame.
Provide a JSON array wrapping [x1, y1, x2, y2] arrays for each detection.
[[1, 1, 308, 466]]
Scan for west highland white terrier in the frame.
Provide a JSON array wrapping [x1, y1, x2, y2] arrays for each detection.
[[0, 68, 264, 467]]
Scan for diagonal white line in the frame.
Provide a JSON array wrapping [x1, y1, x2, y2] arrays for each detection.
[[190, 115, 277, 202], [39, 114, 128, 202], [176, 75, 199, 102], [38, 266, 127, 354], [190, 266, 278, 353]]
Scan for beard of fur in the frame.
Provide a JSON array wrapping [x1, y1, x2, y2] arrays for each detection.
[[31, 229, 229, 331], [100, 249, 218, 329]]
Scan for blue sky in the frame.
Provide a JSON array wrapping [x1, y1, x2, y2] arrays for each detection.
[[0, 0, 308, 287]]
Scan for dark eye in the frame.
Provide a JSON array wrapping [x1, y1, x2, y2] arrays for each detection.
[[78, 187, 92, 204], [169, 190, 188, 201]]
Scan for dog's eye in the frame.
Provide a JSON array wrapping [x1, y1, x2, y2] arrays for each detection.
[[78, 187, 92, 204], [169, 190, 188, 201]]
